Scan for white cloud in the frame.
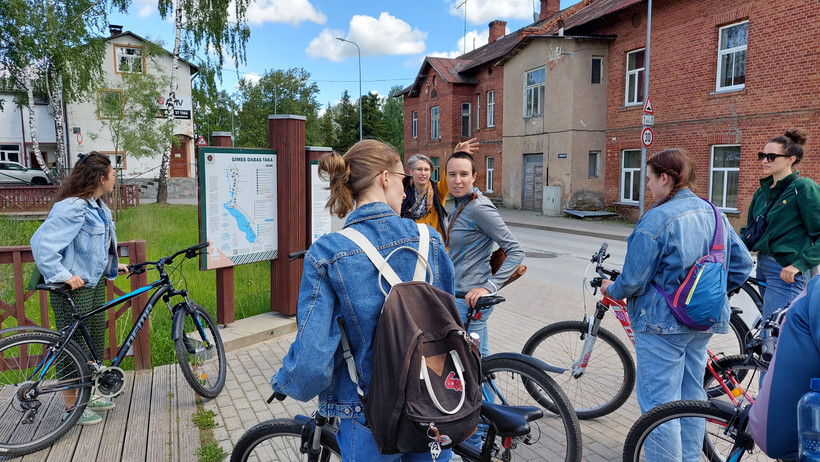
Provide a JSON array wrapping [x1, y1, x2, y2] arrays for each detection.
[[448, 0, 535, 25], [137, 5, 153, 18], [306, 12, 426, 62], [241, 73, 262, 85], [243, 0, 327, 26], [427, 28, 493, 60]]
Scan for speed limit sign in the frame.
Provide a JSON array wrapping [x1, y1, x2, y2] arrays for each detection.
[[641, 127, 654, 148]]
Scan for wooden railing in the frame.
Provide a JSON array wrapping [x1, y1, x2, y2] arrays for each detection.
[[0, 240, 152, 369], [0, 184, 140, 211]]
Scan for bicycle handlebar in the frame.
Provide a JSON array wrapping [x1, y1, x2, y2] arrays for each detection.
[[267, 392, 287, 404], [127, 242, 210, 274], [589, 243, 620, 286]]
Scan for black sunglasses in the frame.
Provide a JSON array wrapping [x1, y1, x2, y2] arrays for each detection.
[[757, 152, 791, 162]]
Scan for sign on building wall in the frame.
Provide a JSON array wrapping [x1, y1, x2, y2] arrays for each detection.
[[198, 147, 278, 270], [311, 160, 332, 243]]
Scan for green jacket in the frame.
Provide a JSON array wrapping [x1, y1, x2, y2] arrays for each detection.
[[740, 170, 820, 272]]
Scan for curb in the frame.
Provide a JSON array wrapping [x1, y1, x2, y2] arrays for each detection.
[[504, 220, 630, 242]]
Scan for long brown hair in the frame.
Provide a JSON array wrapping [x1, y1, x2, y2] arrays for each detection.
[[769, 128, 808, 165], [647, 148, 696, 208], [55, 151, 112, 202], [318, 140, 401, 218]]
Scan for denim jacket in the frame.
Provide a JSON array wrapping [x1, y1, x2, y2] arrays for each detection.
[[30, 197, 119, 287], [270, 202, 455, 419], [606, 189, 753, 334]]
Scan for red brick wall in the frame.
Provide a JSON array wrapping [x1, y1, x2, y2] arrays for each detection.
[[590, 0, 820, 225]]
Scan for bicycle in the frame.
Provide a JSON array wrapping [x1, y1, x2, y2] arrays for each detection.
[[0, 242, 226, 456], [622, 311, 783, 462], [521, 243, 754, 419]]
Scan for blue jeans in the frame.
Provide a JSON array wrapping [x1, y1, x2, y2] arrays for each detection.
[[455, 298, 493, 358], [336, 418, 452, 461], [634, 332, 711, 462], [757, 253, 805, 320]]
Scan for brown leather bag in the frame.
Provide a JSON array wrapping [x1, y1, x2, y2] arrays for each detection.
[[490, 247, 527, 288]]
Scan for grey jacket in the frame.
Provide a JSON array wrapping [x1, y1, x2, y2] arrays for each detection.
[[447, 188, 525, 294]]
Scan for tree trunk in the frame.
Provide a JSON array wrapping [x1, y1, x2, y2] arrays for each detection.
[[48, 68, 66, 182], [157, 2, 184, 204], [25, 77, 49, 178]]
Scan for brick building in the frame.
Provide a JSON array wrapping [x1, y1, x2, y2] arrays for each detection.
[[562, 0, 820, 225]]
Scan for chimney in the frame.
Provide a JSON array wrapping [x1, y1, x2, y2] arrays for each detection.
[[488, 20, 507, 44], [539, 0, 560, 22], [109, 24, 123, 36]]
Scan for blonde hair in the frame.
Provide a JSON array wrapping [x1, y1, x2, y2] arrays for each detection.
[[318, 140, 401, 218]]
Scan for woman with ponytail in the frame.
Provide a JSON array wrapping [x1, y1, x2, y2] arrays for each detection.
[[600, 148, 752, 460], [270, 140, 455, 461], [739, 129, 820, 320]]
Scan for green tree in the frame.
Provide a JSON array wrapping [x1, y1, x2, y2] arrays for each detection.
[[383, 85, 405, 157], [361, 91, 386, 142], [334, 90, 358, 155]]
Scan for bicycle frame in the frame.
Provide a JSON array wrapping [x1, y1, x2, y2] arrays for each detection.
[[571, 295, 632, 378]]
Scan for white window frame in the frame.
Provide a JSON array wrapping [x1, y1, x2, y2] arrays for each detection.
[[716, 21, 748, 92], [588, 151, 601, 178], [431, 106, 440, 140], [485, 157, 495, 193], [0, 145, 20, 163], [625, 48, 645, 106], [431, 157, 440, 182], [709, 144, 740, 210], [461, 102, 471, 137], [620, 149, 641, 203], [412, 111, 418, 139], [487, 90, 495, 127], [475, 94, 481, 130], [524, 67, 545, 117], [114, 44, 145, 74]]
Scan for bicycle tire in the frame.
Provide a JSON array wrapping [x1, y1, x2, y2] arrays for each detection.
[[707, 308, 752, 358], [173, 302, 226, 398], [729, 281, 764, 316], [521, 320, 635, 419], [0, 332, 92, 456], [703, 355, 763, 401], [230, 418, 341, 462], [480, 356, 582, 462], [623, 400, 779, 462]]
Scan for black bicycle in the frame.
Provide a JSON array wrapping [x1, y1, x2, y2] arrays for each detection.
[[0, 243, 226, 456]]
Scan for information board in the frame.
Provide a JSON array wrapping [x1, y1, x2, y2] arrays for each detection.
[[199, 147, 278, 270], [310, 161, 332, 243]]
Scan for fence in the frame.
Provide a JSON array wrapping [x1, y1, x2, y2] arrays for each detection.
[[0, 184, 140, 211], [0, 240, 152, 369]]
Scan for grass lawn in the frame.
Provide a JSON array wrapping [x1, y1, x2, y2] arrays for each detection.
[[0, 203, 273, 367]]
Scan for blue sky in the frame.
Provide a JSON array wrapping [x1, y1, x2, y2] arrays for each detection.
[[110, 0, 581, 108]]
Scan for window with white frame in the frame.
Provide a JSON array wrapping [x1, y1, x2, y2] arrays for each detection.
[[98, 90, 123, 119], [625, 49, 645, 105], [431, 157, 440, 182], [412, 111, 418, 138], [114, 44, 144, 73], [0, 145, 20, 163], [431, 106, 440, 139], [461, 102, 471, 137], [717, 21, 748, 91], [486, 157, 495, 192], [588, 151, 600, 178], [710, 145, 740, 209], [475, 94, 481, 130], [591, 57, 603, 84], [525, 67, 545, 117], [620, 149, 641, 202], [487, 90, 495, 127], [102, 151, 127, 169]]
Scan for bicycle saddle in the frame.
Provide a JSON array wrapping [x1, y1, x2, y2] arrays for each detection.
[[36, 282, 72, 294], [480, 402, 543, 437], [474, 295, 505, 309]]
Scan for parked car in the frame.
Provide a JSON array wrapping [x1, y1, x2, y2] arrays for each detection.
[[0, 161, 52, 185]]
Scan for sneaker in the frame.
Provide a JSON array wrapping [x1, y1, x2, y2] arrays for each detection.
[[87, 394, 115, 411], [76, 409, 102, 426]]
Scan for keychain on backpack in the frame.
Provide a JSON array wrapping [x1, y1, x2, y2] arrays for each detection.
[[427, 424, 444, 461]]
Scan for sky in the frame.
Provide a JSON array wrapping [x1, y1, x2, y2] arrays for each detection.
[[109, 0, 582, 108]]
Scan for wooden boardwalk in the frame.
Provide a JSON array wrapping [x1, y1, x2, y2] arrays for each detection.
[[1, 364, 200, 462]]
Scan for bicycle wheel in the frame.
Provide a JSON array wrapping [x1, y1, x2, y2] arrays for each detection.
[[623, 400, 778, 462], [703, 355, 763, 401], [230, 418, 340, 462], [521, 321, 635, 419], [173, 302, 226, 398], [481, 356, 582, 462], [0, 332, 92, 456], [707, 310, 752, 358]]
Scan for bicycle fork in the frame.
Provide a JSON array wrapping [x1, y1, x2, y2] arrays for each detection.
[[571, 303, 609, 378]]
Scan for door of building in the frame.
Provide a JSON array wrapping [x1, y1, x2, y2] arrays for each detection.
[[522, 154, 543, 211], [170, 136, 189, 177]]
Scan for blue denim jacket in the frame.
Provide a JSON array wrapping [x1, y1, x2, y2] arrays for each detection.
[[606, 189, 753, 334], [270, 202, 455, 419], [30, 197, 119, 287]]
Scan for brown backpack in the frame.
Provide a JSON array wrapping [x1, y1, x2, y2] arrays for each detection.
[[338, 224, 482, 455]]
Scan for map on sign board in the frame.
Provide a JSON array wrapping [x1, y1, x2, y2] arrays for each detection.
[[198, 147, 278, 270]]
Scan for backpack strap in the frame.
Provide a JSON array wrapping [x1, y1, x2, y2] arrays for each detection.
[[338, 227, 403, 287], [337, 319, 366, 399], [413, 223, 430, 282]]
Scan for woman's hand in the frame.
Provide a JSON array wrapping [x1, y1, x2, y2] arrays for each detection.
[[117, 264, 130, 276], [780, 265, 800, 283], [465, 287, 491, 308], [455, 138, 479, 154], [65, 275, 85, 290], [599, 279, 614, 298]]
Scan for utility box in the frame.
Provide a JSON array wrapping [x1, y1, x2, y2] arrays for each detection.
[[542, 185, 562, 216]]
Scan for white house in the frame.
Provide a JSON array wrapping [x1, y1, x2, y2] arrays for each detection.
[[0, 94, 58, 168]]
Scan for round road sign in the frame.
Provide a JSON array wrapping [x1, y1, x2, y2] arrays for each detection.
[[641, 127, 654, 148]]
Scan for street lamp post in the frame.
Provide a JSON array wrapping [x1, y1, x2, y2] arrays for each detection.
[[337, 37, 363, 141]]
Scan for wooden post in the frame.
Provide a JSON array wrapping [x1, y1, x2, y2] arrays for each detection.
[[210, 132, 236, 325], [269, 115, 307, 315], [128, 240, 151, 369]]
